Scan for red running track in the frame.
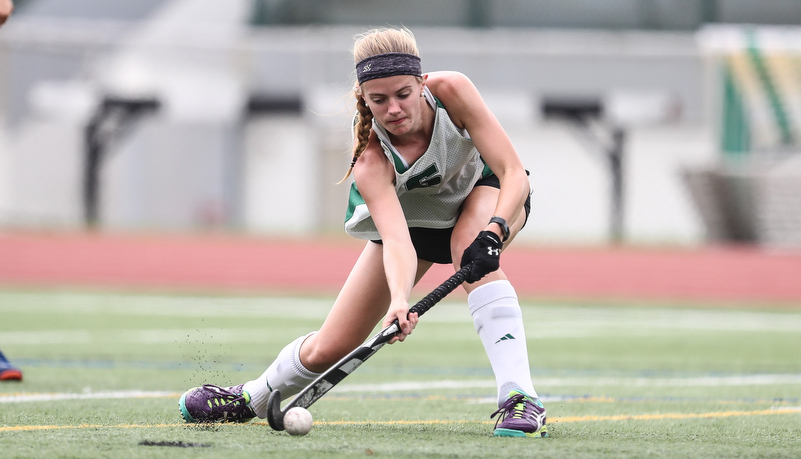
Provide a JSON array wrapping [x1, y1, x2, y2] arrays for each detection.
[[1, 231, 800, 305]]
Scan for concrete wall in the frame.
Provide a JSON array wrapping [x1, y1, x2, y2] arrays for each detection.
[[0, 15, 717, 245]]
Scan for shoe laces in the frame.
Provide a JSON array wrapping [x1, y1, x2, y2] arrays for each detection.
[[201, 384, 250, 411], [490, 393, 532, 428]]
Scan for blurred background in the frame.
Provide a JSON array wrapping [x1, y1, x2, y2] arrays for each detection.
[[1, 0, 801, 248]]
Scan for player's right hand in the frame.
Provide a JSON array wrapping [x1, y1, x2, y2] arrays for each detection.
[[383, 299, 418, 344]]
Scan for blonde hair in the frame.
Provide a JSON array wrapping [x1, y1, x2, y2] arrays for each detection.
[[339, 27, 421, 183]]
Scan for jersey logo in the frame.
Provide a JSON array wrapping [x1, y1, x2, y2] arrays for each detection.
[[405, 164, 442, 191]]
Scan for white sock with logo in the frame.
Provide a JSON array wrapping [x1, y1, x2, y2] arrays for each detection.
[[243, 332, 320, 418], [468, 280, 537, 407]]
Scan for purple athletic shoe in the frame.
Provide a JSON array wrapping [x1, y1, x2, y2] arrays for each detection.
[[179, 384, 256, 423], [491, 390, 548, 438]]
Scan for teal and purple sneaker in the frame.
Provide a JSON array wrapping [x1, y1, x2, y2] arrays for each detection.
[[179, 384, 256, 423], [490, 390, 548, 438]]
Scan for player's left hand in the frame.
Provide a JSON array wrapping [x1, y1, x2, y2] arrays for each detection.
[[460, 230, 502, 283], [383, 299, 419, 344]]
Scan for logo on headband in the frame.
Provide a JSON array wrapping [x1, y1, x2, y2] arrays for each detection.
[[356, 53, 422, 84]]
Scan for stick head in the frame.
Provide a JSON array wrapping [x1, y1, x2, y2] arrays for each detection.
[[266, 390, 285, 431]]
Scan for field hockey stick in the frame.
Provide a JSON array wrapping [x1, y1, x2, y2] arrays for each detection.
[[266, 264, 472, 431]]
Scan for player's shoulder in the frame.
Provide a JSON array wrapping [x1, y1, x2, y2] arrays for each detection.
[[355, 133, 393, 177], [359, 141, 385, 166], [425, 71, 474, 98], [425, 71, 481, 128]]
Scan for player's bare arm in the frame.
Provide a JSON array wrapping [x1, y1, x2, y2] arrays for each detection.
[[352, 134, 419, 342], [427, 71, 530, 238]]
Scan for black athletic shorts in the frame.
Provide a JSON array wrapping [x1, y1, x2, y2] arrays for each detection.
[[371, 172, 532, 265]]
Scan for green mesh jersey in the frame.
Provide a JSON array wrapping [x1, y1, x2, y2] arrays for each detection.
[[344, 88, 491, 240]]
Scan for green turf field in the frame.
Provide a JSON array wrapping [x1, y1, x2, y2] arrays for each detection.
[[2, 289, 800, 458]]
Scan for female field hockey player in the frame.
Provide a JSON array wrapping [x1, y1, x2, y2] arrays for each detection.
[[179, 27, 547, 438]]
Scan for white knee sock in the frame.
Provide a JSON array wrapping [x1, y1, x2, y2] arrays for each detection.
[[243, 332, 320, 418], [468, 280, 537, 407]]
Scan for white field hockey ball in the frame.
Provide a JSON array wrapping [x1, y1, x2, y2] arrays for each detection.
[[284, 407, 313, 436]]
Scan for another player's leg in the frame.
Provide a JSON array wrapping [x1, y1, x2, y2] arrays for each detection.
[[0, 349, 22, 381]]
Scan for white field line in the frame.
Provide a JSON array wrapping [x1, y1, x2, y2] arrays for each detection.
[[0, 327, 636, 345], [3, 291, 801, 332], [6, 310, 801, 345], [0, 390, 179, 403], [4, 374, 801, 404], [332, 374, 801, 393]]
